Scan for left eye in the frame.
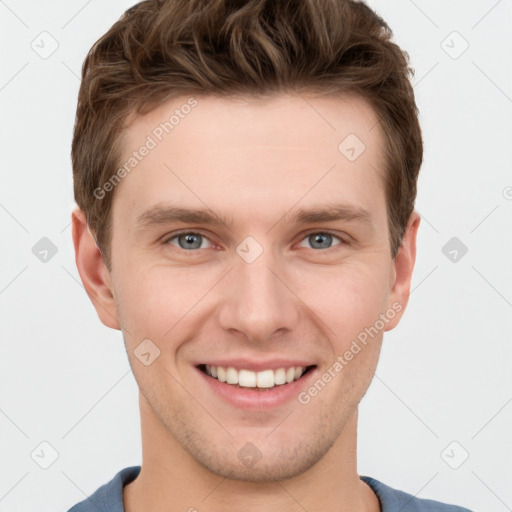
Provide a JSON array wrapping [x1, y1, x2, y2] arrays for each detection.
[[298, 232, 342, 250]]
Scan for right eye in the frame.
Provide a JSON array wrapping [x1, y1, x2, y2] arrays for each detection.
[[164, 231, 214, 251]]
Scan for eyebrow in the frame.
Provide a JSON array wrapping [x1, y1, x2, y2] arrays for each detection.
[[134, 202, 373, 230]]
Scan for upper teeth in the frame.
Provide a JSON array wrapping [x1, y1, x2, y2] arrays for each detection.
[[205, 365, 307, 388]]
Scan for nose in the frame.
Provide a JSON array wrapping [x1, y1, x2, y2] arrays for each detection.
[[217, 246, 301, 343]]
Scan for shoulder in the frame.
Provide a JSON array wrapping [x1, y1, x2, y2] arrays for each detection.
[[66, 466, 141, 512], [361, 476, 474, 512]]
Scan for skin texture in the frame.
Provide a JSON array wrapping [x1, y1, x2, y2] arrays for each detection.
[[72, 93, 420, 512]]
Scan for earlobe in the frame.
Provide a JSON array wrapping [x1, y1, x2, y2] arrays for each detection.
[[384, 210, 421, 331], [71, 208, 121, 330]]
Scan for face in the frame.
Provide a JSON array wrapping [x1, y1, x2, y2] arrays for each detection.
[[78, 93, 419, 482]]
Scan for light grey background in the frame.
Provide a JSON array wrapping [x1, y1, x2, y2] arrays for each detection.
[[1, 1, 511, 511]]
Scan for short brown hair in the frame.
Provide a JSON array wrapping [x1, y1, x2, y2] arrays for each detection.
[[72, 0, 423, 269]]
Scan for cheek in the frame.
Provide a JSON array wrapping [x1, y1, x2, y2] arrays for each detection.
[[290, 260, 390, 339], [113, 264, 216, 340]]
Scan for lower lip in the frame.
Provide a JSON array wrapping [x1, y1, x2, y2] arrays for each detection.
[[196, 366, 317, 410]]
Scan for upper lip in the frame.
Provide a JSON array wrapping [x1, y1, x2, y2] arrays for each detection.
[[196, 359, 317, 372]]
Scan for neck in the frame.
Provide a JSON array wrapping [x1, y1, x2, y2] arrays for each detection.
[[123, 394, 380, 512]]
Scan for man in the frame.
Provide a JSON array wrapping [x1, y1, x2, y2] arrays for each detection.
[[68, 0, 473, 510]]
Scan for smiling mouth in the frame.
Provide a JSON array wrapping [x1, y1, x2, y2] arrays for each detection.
[[197, 364, 316, 389]]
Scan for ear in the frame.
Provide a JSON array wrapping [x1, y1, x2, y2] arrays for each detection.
[[71, 208, 120, 330], [384, 210, 421, 331]]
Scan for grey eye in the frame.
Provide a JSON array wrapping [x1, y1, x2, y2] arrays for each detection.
[[169, 233, 211, 250], [299, 232, 342, 250]]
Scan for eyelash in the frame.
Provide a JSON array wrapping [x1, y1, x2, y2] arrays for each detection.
[[162, 230, 347, 254]]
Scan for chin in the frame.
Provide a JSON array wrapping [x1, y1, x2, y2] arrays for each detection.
[[193, 443, 323, 482], [174, 416, 346, 483]]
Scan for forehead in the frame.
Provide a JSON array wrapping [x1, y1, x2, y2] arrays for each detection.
[[123, 92, 382, 153], [113, 93, 387, 227]]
